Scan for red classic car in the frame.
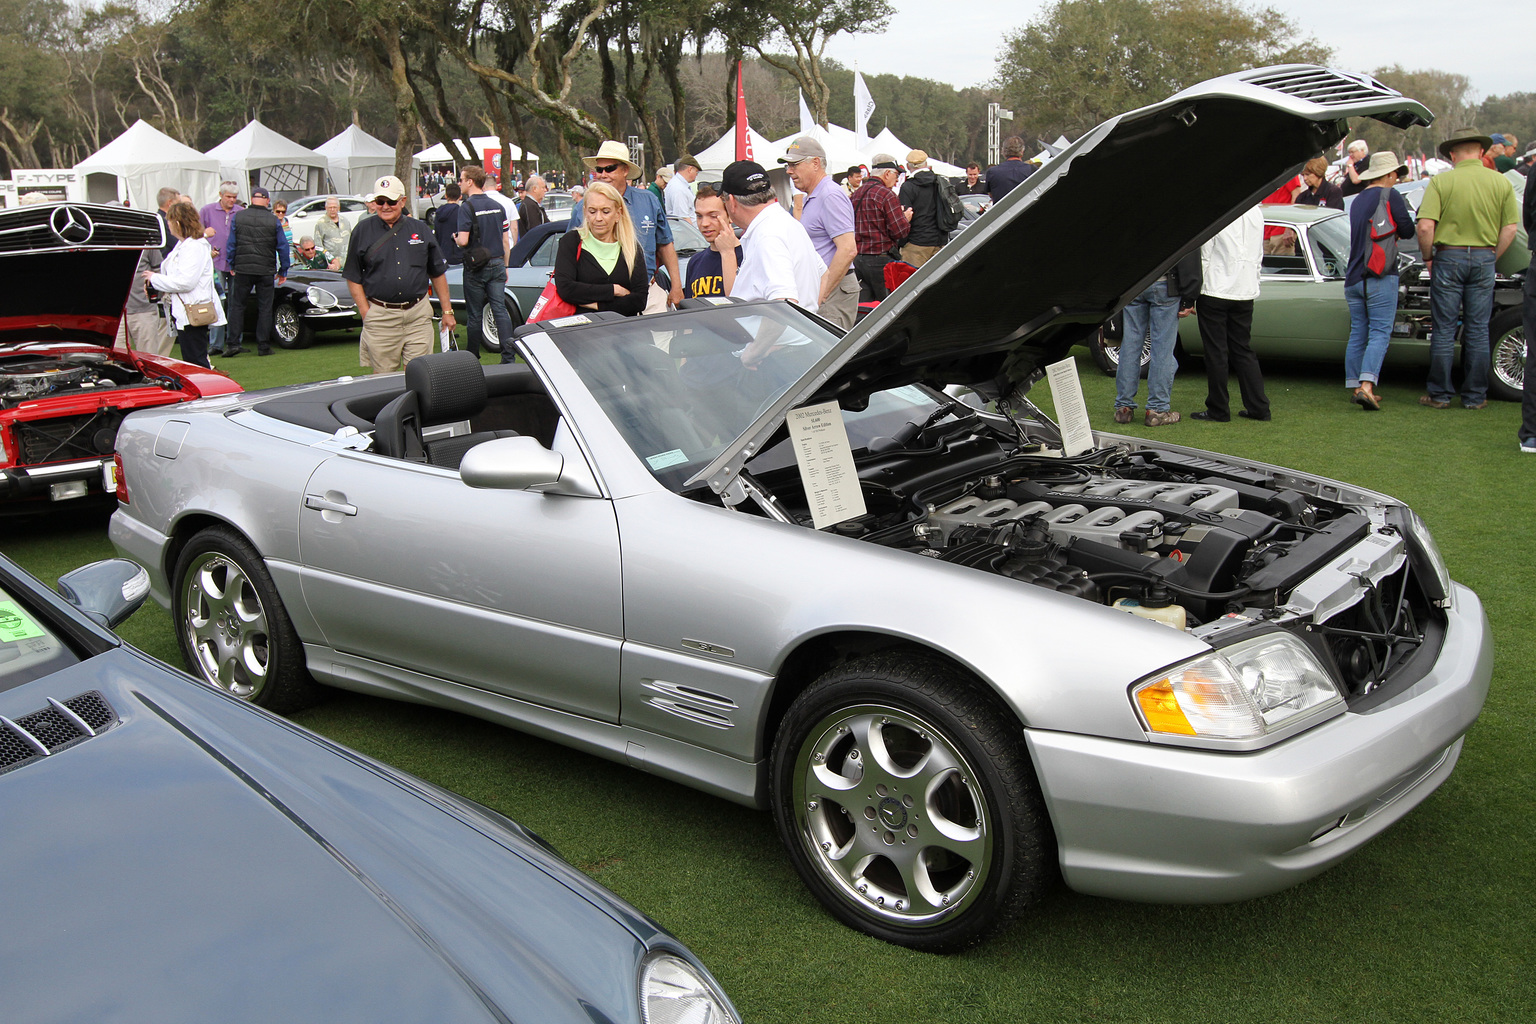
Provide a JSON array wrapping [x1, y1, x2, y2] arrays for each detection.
[[0, 202, 241, 508]]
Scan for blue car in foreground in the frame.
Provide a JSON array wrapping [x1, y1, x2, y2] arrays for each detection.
[[0, 552, 738, 1024]]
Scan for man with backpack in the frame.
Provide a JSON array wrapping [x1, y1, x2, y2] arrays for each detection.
[[898, 150, 962, 268]]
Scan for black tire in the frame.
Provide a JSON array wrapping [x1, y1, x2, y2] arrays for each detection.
[[1488, 307, 1526, 403], [172, 526, 321, 713], [479, 295, 525, 355], [1088, 325, 1149, 378], [770, 653, 1053, 952], [273, 301, 313, 349]]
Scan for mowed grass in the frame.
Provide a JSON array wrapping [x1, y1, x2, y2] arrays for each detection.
[[3, 335, 1532, 1024]]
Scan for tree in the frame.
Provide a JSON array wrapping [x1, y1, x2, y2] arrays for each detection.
[[1350, 66, 1472, 159], [1476, 91, 1536, 155], [994, 0, 1331, 143], [719, 0, 893, 129]]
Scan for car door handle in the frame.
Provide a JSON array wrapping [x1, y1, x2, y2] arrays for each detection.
[[305, 494, 357, 516]]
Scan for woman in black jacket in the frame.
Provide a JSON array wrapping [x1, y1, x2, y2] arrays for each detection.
[[553, 182, 649, 316]]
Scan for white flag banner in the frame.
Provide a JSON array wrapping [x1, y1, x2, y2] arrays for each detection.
[[798, 90, 815, 134], [854, 72, 876, 148]]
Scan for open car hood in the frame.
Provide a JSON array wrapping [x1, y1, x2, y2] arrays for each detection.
[[0, 203, 166, 348], [693, 65, 1430, 498]]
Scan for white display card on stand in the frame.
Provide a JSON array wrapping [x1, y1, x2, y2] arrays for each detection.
[[1045, 356, 1094, 456], [788, 401, 867, 530]]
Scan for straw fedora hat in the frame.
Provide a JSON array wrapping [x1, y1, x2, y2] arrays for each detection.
[[583, 140, 641, 179], [1359, 151, 1408, 182]]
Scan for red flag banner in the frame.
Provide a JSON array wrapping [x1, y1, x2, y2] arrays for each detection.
[[735, 61, 753, 161]]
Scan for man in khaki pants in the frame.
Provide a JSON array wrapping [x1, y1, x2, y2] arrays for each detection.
[[343, 175, 456, 374]]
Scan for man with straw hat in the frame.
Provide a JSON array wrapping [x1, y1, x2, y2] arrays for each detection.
[[571, 140, 682, 313], [1414, 128, 1520, 410]]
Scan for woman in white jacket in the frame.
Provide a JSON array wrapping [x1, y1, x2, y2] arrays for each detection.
[[144, 201, 225, 367]]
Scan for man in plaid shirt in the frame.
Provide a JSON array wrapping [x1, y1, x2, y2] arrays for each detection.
[[851, 154, 911, 300]]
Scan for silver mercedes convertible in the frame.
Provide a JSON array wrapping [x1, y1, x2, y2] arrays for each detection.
[[110, 67, 1490, 951]]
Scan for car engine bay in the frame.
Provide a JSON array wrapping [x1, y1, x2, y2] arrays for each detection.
[[739, 400, 1439, 701], [0, 352, 168, 406]]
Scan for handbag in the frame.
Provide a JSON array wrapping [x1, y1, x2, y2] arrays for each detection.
[[526, 239, 582, 323], [183, 300, 217, 327]]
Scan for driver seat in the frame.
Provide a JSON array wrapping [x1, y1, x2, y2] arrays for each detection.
[[371, 350, 518, 469]]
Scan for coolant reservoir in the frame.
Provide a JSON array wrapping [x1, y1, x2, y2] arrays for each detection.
[[1112, 597, 1188, 630]]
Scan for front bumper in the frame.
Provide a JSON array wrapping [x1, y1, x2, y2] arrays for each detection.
[[1027, 582, 1492, 903]]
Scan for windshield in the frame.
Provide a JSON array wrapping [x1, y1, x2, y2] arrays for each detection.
[[548, 302, 938, 490], [670, 218, 708, 254]]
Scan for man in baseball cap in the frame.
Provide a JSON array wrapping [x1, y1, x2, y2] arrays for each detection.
[[720, 159, 824, 312], [778, 136, 858, 328], [223, 183, 289, 357]]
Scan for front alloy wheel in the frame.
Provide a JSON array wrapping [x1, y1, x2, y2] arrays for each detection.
[[771, 655, 1052, 951]]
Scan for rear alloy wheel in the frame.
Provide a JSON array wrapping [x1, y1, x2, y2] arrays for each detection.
[[770, 654, 1052, 951], [480, 296, 525, 355], [173, 526, 320, 712], [1488, 308, 1526, 403], [1089, 325, 1149, 378], [273, 301, 313, 349]]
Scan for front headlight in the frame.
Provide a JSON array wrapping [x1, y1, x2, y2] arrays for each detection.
[[1134, 631, 1344, 747], [306, 285, 340, 308], [639, 951, 739, 1024]]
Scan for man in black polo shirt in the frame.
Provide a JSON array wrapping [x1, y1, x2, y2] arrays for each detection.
[[454, 164, 513, 358], [224, 186, 290, 357], [343, 175, 456, 374]]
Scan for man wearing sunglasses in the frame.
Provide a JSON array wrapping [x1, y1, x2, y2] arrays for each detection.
[[569, 140, 682, 313], [343, 175, 456, 374], [291, 236, 334, 270]]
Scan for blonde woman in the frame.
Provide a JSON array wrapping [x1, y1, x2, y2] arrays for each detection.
[[144, 201, 225, 367], [552, 181, 648, 316]]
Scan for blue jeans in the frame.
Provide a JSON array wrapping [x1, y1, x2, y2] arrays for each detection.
[[1427, 248, 1496, 405], [1344, 274, 1399, 386], [462, 258, 510, 359], [207, 271, 230, 353], [1115, 279, 1180, 412]]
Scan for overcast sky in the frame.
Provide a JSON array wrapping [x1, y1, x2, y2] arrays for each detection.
[[822, 0, 1528, 109]]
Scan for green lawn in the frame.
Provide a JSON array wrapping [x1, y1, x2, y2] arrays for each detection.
[[4, 338, 1531, 1024]]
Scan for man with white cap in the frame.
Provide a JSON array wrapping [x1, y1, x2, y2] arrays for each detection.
[[343, 175, 456, 375], [570, 140, 682, 312], [779, 136, 858, 329]]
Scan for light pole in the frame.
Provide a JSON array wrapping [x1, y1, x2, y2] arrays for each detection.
[[627, 135, 646, 180], [987, 103, 1014, 167]]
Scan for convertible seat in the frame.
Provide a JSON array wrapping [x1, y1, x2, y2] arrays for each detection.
[[371, 350, 518, 469]]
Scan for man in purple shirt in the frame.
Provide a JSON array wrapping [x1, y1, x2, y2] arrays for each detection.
[[199, 181, 242, 354], [780, 136, 858, 329]]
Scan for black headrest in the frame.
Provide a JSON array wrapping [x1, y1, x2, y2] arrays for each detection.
[[404, 350, 487, 423]]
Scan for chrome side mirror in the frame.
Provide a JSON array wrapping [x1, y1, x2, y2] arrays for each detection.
[[460, 435, 565, 490]]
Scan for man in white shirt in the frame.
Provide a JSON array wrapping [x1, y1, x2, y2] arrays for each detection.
[[1191, 206, 1270, 422], [665, 156, 701, 224], [722, 160, 825, 310]]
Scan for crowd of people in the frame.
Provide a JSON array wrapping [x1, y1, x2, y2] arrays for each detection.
[[1112, 128, 1531, 453]]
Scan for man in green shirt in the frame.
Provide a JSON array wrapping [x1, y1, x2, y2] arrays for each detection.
[[1415, 128, 1520, 409], [291, 236, 334, 270]]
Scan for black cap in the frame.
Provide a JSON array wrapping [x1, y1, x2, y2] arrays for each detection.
[[250, 186, 270, 199], [721, 160, 772, 197]]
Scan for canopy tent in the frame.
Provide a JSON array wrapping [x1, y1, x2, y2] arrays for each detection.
[[316, 124, 411, 195], [414, 136, 538, 174], [206, 121, 328, 200], [692, 125, 785, 172], [858, 127, 964, 177], [74, 120, 222, 209]]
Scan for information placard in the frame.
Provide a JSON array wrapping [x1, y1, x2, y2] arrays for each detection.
[[787, 401, 867, 530], [1045, 356, 1094, 456]]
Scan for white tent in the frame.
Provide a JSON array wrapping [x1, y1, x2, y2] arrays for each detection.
[[859, 127, 964, 177], [693, 125, 785, 172], [414, 136, 538, 173], [316, 124, 412, 195], [74, 120, 221, 209], [206, 120, 328, 200]]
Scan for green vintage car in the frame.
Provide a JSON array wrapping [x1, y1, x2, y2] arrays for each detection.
[[1094, 202, 1526, 401]]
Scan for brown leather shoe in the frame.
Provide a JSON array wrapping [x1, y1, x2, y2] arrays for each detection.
[[1114, 406, 1133, 424], [1419, 395, 1450, 408], [1463, 401, 1487, 410], [1144, 409, 1181, 427]]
